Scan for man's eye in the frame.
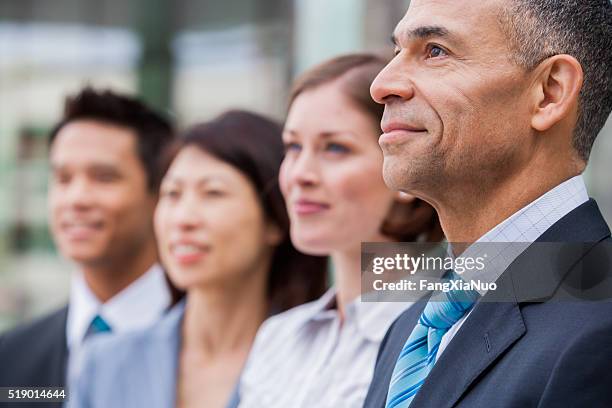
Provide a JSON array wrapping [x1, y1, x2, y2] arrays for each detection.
[[427, 44, 448, 59], [393, 47, 401, 56], [53, 173, 71, 184], [92, 172, 119, 183]]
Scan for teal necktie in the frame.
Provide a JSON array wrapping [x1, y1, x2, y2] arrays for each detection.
[[385, 272, 479, 408], [85, 314, 112, 337]]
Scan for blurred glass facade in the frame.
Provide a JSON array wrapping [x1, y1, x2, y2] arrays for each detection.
[[0, 0, 610, 331]]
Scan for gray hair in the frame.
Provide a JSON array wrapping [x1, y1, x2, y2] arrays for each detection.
[[499, 0, 612, 162]]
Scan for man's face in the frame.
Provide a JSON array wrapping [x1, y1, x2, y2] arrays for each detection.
[[371, 0, 533, 202], [49, 120, 157, 267]]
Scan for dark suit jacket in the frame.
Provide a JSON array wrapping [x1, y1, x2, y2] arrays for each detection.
[[364, 199, 612, 408], [0, 305, 68, 408]]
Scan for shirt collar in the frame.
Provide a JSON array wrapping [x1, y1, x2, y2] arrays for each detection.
[[450, 174, 589, 294], [66, 263, 172, 349], [303, 288, 412, 343]]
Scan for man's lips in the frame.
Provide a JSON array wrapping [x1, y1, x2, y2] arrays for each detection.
[[381, 122, 427, 134], [379, 122, 428, 145], [293, 200, 330, 215], [59, 220, 104, 240]]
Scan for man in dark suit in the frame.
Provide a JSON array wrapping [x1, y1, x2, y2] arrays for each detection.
[[0, 88, 176, 397], [365, 0, 612, 407]]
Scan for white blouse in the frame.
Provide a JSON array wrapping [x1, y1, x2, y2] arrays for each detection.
[[238, 289, 412, 408]]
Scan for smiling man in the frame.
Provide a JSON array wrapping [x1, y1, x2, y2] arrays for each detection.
[[0, 88, 176, 393], [364, 0, 612, 407]]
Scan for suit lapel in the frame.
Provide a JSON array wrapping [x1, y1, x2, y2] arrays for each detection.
[[410, 273, 525, 408], [367, 299, 428, 407], [45, 306, 69, 387], [409, 199, 611, 407], [142, 302, 184, 408], [53, 309, 69, 386], [143, 336, 179, 408]]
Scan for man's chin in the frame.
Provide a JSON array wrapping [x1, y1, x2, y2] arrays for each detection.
[[382, 157, 413, 191], [61, 248, 108, 267], [382, 154, 442, 194]]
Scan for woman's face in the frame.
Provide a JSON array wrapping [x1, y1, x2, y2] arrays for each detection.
[[155, 146, 280, 290], [280, 80, 396, 255]]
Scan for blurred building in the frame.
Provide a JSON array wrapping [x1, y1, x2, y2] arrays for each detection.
[[0, 0, 610, 330], [0, 0, 410, 329]]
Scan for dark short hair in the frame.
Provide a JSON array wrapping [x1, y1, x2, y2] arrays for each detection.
[[289, 54, 444, 242], [163, 110, 328, 313], [49, 87, 175, 193], [499, 0, 612, 162]]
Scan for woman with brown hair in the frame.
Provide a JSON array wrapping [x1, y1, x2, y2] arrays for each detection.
[[70, 110, 328, 408], [237, 54, 444, 407]]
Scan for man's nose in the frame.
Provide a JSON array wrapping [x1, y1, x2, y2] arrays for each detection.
[[63, 177, 96, 209], [370, 56, 416, 104]]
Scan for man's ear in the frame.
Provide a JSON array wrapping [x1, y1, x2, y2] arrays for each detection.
[[530, 54, 583, 132]]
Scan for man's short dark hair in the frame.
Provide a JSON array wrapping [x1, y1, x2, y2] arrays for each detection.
[[49, 87, 175, 192], [499, 0, 612, 162]]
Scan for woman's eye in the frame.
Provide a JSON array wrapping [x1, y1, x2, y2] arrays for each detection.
[[160, 189, 180, 199], [283, 142, 301, 153], [204, 190, 225, 197], [326, 143, 350, 153], [427, 44, 448, 59]]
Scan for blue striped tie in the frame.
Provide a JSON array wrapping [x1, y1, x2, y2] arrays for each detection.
[[385, 272, 479, 408]]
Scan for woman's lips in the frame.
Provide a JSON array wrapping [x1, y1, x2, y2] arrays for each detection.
[[170, 243, 210, 265], [293, 200, 330, 215]]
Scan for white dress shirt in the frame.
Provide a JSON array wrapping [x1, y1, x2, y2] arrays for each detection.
[[238, 289, 412, 408], [66, 263, 172, 379], [436, 175, 589, 358]]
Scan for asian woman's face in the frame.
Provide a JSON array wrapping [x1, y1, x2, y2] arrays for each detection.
[[155, 146, 281, 290], [279, 81, 396, 255]]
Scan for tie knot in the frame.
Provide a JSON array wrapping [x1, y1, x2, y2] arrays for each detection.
[[420, 273, 479, 330], [86, 314, 112, 336]]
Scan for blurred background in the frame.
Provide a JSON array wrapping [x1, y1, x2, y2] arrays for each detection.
[[0, 0, 610, 332]]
